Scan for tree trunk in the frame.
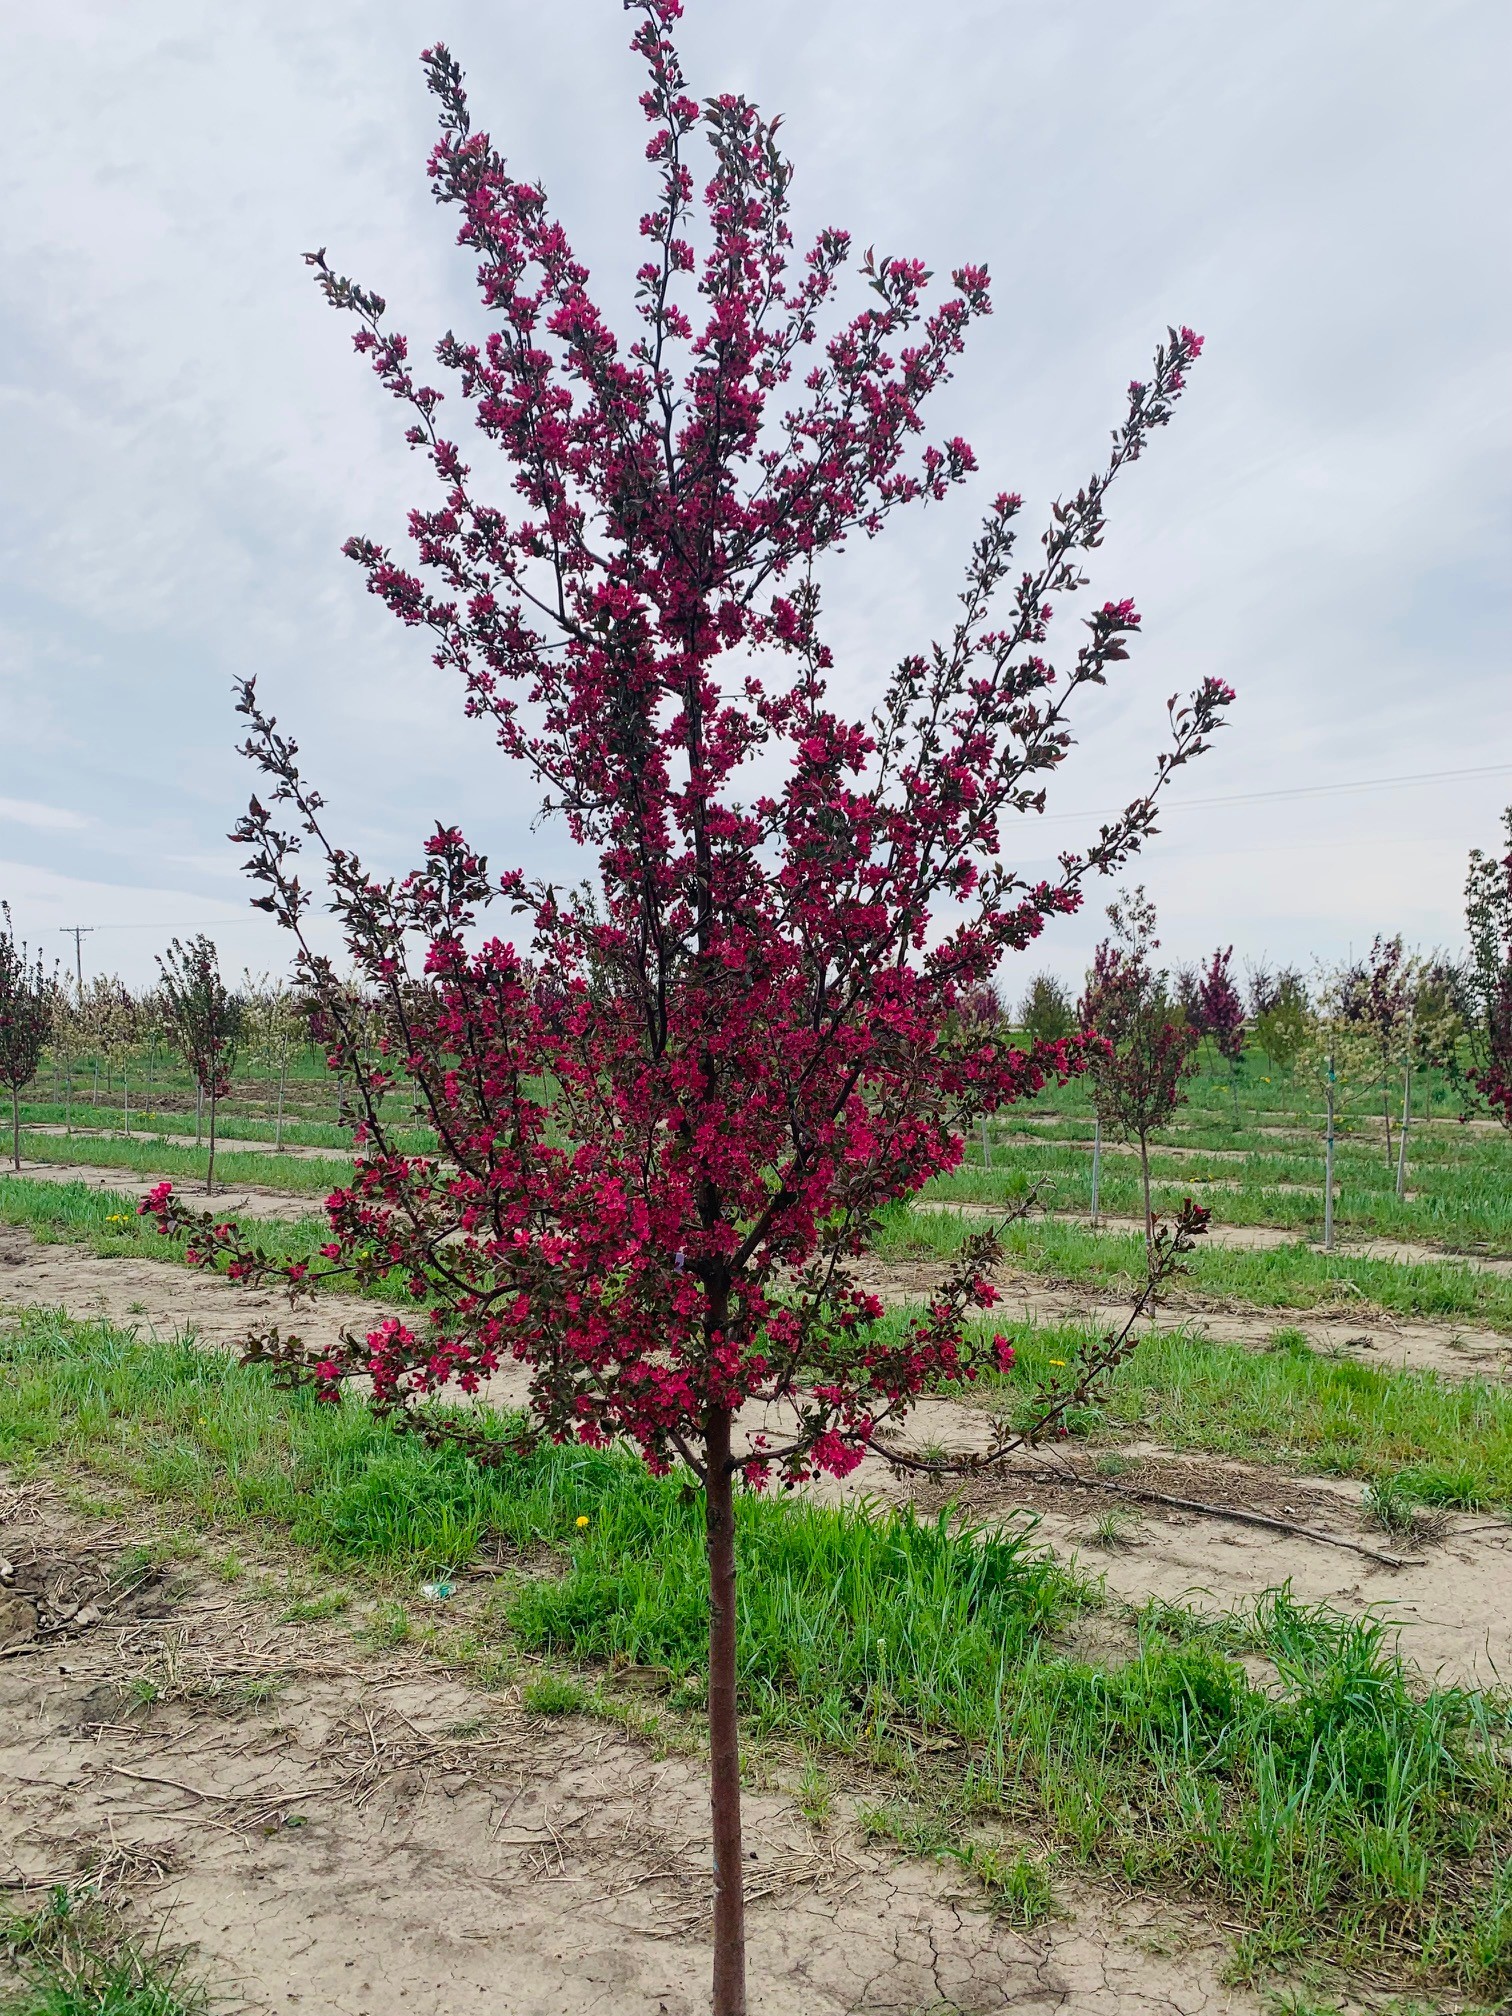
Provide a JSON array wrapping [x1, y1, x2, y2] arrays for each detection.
[[207, 1088, 217, 1196], [64, 1060, 72, 1136], [1139, 1130, 1154, 1263], [1230, 1062, 1239, 1128], [703, 1404, 746, 2016], [1089, 1116, 1101, 1229], [196, 1083, 203, 1149], [275, 1045, 287, 1152], [1382, 1082, 1393, 1168], [10, 1085, 18, 1171]]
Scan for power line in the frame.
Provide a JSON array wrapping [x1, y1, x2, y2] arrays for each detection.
[[73, 916, 270, 932], [1013, 761, 1512, 828]]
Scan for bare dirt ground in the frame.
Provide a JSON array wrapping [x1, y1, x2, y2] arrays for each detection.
[[0, 1480, 1266, 2016], [2, 1224, 1508, 1690]]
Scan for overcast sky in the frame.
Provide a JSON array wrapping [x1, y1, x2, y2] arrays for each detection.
[[2, 0, 1507, 994]]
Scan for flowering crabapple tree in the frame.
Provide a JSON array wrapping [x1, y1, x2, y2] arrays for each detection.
[[1078, 888, 1200, 1256], [140, 9, 1230, 2008], [0, 904, 55, 1171], [156, 936, 244, 1195], [1194, 944, 1245, 1125]]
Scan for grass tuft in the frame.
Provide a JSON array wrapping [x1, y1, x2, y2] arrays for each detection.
[[1, 1886, 206, 2015]]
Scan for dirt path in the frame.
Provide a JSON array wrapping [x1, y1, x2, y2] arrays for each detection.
[[4, 1159, 324, 1220], [17, 1150, 1512, 1280], [0, 1481, 1263, 2016], [920, 1197, 1512, 1275], [2, 1225, 1507, 1691], [861, 1254, 1512, 1383], [24, 1124, 357, 1164], [918, 1453, 1512, 1692]]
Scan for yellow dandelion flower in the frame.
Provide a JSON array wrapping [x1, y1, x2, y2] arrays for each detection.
[[1047, 1358, 1067, 1367], [575, 1515, 590, 1529]]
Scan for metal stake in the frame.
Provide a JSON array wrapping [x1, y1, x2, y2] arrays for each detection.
[[1394, 1064, 1411, 1201], [1323, 1067, 1336, 1253]]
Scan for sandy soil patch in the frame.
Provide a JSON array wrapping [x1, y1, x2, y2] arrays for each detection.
[[0, 1481, 1263, 2016]]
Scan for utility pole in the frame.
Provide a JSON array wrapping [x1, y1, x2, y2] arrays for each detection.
[[59, 925, 94, 990]]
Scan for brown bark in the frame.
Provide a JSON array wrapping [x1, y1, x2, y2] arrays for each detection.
[[704, 1403, 746, 2016], [1138, 1129, 1154, 1263], [9, 1084, 18, 1171], [207, 1088, 217, 1197]]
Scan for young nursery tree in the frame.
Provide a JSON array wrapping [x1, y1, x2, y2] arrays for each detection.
[[0, 904, 55, 1170], [77, 977, 141, 1121], [241, 974, 309, 1150], [156, 936, 244, 1194], [1078, 889, 1200, 1257], [1409, 959, 1466, 1119], [1297, 978, 1376, 1249], [141, 12, 1230, 2008], [1019, 972, 1074, 1044], [1339, 935, 1415, 1166], [1245, 960, 1275, 1022], [1254, 967, 1308, 1080], [1463, 806, 1512, 1131], [48, 985, 84, 1135], [1194, 944, 1245, 1124]]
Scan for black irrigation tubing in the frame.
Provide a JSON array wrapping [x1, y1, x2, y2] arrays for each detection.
[[1011, 1462, 1424, 1570]]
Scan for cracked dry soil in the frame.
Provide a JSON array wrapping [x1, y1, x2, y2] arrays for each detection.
[[0, 1486, 1262, 2016]]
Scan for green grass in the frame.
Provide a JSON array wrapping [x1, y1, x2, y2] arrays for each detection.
[[940, 1129, 1512, 1256], [1, 1888, 206, 2016], [878, 1203, 1512, 1332], [976, 1318, 1512, 1506], [0, 1174, 331, 1265], [18, 1097, 438, 1158], [0, 1176, 426, 1314], [15, 1129, 354, 1200], [1, 1308, 1510, 1993]]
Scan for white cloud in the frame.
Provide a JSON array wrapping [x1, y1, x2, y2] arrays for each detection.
[[0, 797, 91, 832]]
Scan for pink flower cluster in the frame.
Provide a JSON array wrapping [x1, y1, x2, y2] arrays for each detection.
[[174, 5, 1228, 1488]]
